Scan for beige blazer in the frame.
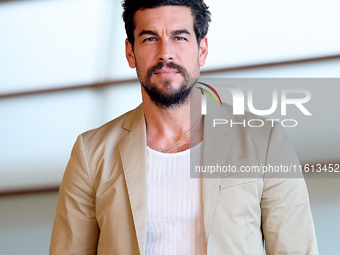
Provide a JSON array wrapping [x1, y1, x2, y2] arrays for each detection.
[[50, 103, 318, 255]]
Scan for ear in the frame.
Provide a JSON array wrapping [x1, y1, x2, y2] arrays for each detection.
[[198, 36, 208, 67], [125, 39, 136, 68]]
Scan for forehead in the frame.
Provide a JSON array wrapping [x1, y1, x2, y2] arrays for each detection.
[[133, 6, 194, 33]]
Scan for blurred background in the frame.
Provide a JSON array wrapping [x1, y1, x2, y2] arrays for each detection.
[[0, 0, 339, 254]]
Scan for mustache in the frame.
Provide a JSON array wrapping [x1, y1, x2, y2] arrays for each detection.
[[146, 62, 188, 80]]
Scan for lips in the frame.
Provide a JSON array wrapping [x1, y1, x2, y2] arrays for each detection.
[[146, 62, 187, 82], [153, 68, 180, 78], [154, 68, 180, 74]]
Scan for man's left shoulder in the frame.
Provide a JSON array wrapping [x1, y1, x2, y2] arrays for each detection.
[[222, 103, 280, 140]]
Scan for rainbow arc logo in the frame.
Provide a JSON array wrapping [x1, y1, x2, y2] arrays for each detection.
[[197, 82, 222, 115]]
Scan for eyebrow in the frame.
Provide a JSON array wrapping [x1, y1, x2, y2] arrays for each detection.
[[138, 29, 191, 37], [138, 30, 158, 37], [171, 29, 191, 36]]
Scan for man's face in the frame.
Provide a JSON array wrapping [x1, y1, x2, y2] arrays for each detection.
[[125, 6, 208, 109]]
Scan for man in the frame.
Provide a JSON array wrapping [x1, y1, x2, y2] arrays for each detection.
[[50, 0, 318, 254]]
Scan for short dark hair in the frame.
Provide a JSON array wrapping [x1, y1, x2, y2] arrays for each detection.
[[122, 0, 211, 47]]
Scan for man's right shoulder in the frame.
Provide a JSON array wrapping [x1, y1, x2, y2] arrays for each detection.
[[79, 104, 144, 149]]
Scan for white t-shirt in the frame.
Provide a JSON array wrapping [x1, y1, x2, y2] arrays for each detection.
[[145, 142, 206, 255]]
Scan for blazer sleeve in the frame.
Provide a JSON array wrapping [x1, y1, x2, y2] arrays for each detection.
[[50, 135, 99, 255], [261, 122, 319, 255]]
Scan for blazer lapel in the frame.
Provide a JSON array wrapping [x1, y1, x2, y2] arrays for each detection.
[[119, 104, 148, 255], [201, 99, 235, 242]]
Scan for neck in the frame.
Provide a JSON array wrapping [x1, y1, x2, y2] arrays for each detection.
[[143, 83, 203, 153]]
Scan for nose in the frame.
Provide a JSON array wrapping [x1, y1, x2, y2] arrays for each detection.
[[157, 40, 174, 62]]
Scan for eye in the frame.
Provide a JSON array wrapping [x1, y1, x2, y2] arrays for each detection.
[[143, 37, 156, 42], [174, 36, 187, 41]]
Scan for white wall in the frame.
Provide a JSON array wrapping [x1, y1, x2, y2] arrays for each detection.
[[0, 193, 58, 255]]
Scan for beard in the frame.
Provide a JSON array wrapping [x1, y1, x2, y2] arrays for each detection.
[[138, 61, 198, 109]]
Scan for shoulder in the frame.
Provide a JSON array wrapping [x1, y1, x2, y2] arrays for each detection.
[[80, 104, 144, 150], [222, 103, 280, 144], [221, 103, 297, 170]]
